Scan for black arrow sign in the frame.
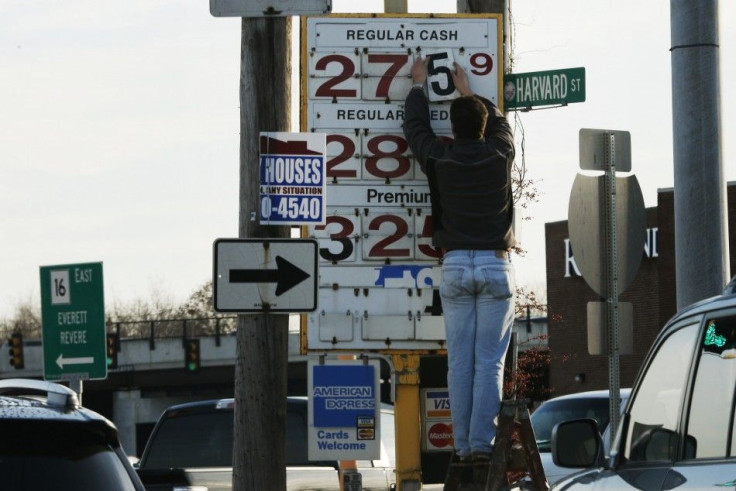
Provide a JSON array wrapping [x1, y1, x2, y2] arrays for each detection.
[[229, 255, 311, 296]]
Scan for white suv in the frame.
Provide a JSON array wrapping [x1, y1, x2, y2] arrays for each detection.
[[551, 276, 736, 489]]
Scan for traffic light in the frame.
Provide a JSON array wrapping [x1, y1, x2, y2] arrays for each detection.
[[8, 333, 24, 369], [106, 333, 118, 369], [185, 339, 200, 372]]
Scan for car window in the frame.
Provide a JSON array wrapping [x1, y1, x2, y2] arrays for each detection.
[[0, 421, 137, 491], [531, 398, 610, 452], [286, 406, 310, 465], [144, 404, 338, 469], [144, 411, 234, 468], [686, 315, 736, 459], [624, 323, 699, 462]]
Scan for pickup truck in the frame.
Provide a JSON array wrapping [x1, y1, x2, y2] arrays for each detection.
[[135, 396, 398, 491]]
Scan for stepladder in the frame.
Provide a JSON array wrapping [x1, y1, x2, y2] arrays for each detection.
[[444, 399, 550, 491], [485, 399, 549, 490]]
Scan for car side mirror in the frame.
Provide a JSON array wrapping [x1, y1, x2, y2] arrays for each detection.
[[551, 419, 603, 468]]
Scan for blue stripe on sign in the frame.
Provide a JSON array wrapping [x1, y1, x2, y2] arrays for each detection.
[[426, 391, 449, 399]]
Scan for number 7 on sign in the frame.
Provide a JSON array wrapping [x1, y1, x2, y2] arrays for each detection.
[[424, 50, 458, 102]]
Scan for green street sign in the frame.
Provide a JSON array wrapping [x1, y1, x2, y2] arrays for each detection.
[[39, 262, 106, 381], [503, 67, 585, 110]]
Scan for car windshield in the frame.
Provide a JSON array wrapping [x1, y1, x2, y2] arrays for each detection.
[[0, 420, 137, 491], [144, 410, 234, 468], [143, 405, 323, 469], [530, 397, 610, 452]]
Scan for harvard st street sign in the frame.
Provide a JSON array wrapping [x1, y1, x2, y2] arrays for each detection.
[[503, 67, 585, 110]]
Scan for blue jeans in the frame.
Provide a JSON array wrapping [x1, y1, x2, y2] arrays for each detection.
[[440, 250, 516, 457]]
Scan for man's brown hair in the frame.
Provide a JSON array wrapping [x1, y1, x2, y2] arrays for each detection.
[[450, 96, 488, 140]]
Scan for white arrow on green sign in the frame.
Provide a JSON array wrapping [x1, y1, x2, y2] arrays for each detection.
[[39, 262, 107, 381], [503, 67, 585, 110]]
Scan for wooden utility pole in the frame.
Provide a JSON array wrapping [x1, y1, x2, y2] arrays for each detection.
[[233, 15, 292, 491]]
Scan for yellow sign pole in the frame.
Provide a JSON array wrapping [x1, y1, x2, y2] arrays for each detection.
[[338, 354, 359, 491], [393, 354, 422, 491]]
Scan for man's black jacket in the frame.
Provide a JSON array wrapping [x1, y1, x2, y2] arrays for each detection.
[[403, 88, 516, 251]]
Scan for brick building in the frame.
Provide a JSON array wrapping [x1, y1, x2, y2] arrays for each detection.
[[544, 182, 736, 396]]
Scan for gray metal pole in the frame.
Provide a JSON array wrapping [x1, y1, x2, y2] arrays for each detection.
[[604, 134, 620, 449], [670, 0, 730, 309]]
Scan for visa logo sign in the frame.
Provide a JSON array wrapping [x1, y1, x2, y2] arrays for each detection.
[[433, 398, 451, 410], [426, 390, 451, 419]]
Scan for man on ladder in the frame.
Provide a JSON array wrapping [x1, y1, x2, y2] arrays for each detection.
[[403, 57, 520, 490]]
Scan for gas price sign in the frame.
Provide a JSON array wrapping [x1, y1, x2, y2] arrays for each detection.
[[301, 14, 502, 351]]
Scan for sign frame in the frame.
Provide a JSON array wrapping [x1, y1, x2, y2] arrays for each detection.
[[210, 0, 331, 17], [503, 67, 586, 110], [420, 388, 454, 452], [307, 358, 381, 461], [39, 262, 106, 381], [213, 238, 318, 313], [300, 13, 503, 353], [259, 132, 327, 226]]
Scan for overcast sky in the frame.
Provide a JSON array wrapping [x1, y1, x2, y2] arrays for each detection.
[[1, 1, 734, 318]]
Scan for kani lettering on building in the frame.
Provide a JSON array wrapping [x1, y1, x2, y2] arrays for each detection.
[[564, 227, 659, 278]]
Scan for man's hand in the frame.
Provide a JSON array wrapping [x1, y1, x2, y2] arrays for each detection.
[[451, 62, 473, 97], [411, 56, 429, 84]]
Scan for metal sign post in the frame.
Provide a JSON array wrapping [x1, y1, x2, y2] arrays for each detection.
[[603, 133, 621, 445], [569, 128, 647, 447]]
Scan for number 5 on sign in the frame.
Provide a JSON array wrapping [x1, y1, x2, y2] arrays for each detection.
[[422, 49, 497, 103], [424, 50, 457, 102]]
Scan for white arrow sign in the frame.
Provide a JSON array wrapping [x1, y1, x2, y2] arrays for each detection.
[[56, 354, 94, 369]]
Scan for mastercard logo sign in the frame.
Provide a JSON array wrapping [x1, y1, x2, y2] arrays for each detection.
[[427, 422, 454, 448]]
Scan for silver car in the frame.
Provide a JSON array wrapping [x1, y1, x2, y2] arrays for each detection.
[[551, 278, 736, 489], [530, 388, 631, 484]]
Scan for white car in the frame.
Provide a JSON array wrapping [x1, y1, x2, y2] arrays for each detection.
[[530, 388, 631, 484], [551, 277, 736, 489]]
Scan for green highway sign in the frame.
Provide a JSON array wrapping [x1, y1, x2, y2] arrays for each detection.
[[39, 262, 106, 381], [503, 67, 585, 110]]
